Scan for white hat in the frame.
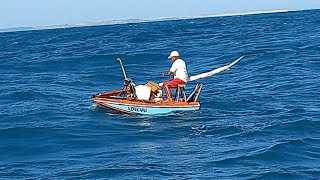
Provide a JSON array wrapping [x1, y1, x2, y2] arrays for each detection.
[[168, 50, 180, 59]]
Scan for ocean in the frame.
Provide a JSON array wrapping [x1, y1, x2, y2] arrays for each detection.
[[0, 9, 319, 179]]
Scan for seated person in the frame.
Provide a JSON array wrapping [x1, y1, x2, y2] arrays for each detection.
[[163, 50, 188, 102]]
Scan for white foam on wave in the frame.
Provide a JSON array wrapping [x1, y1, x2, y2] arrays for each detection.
[[0, 9, 297, 33], [145, 9, 292, 22]]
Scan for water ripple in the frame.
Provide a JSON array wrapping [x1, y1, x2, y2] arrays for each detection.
[[0, 9, 320, 179]]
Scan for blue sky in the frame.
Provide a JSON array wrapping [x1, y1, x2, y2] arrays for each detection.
[[1, 0, 320, 29]]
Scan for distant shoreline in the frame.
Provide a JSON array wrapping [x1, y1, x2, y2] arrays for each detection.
[[0, 9, 314, 33]]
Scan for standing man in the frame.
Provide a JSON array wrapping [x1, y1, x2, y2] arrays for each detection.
[[163, 50, 188, 102]]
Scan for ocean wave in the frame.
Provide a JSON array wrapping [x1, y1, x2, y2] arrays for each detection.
[[209, 138, 317, 166]]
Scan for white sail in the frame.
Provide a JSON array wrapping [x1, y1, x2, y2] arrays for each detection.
[[188, 56, 244, 81]]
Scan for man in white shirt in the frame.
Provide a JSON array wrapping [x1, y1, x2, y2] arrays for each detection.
[[163, 50, 188, 102]]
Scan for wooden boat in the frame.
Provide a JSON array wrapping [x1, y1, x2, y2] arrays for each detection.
[[92, 58, 203, 115], [92, 90, 202, 115]]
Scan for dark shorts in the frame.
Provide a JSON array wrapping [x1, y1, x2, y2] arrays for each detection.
[[166, 78, 186, 88]]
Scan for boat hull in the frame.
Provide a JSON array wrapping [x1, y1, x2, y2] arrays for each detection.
[[93, 98, 200, 115]]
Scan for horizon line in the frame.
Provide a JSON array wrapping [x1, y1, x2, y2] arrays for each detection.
[[0, 9, 313, 33]]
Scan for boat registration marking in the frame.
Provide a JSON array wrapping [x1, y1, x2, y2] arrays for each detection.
[[128, 106, 148, 113]]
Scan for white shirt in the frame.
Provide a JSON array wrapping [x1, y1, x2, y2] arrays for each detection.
[[169, 58, 188, 82]]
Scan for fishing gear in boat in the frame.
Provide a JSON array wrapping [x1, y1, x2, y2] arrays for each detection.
[[117, 58, 137, 99]]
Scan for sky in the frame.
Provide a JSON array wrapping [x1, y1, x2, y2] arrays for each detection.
[[1, 0, 320, 29]]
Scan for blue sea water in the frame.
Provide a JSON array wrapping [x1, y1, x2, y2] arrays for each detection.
[[1, 9, 320, 179]]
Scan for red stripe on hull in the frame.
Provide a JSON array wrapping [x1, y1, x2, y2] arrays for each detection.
[[96, 102, 136, 115]]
